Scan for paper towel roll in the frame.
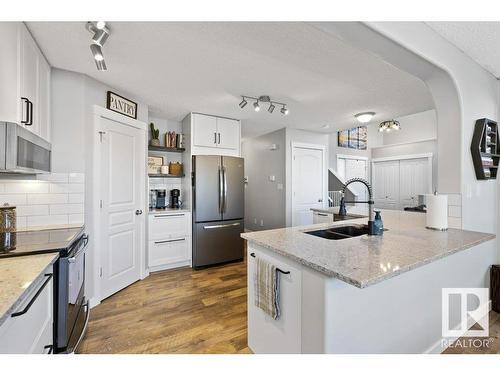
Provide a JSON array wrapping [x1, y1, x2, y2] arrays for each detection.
[[426, 194, 448, 231]]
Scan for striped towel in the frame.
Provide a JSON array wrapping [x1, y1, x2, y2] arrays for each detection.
[[254, 257, 281, 320]]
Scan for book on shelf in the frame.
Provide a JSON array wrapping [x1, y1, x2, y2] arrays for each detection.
[[164, 132, 185, 149]]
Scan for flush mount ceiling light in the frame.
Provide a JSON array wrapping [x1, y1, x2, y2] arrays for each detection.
[[379, 120, 401, 132], [355, 112, 375, 123], [239, 95, 289, 116], [86, 21, 110, 71]]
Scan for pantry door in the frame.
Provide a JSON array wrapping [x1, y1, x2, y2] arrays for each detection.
[[94, 106, 146, 301]]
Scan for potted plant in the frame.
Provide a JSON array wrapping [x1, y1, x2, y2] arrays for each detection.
[[150, 123, 160, 146]]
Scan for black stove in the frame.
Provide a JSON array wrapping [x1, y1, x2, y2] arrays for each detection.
[[0, 227, 84, 258]]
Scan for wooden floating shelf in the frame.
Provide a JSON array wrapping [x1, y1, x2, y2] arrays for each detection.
[[148, 145, 185, 153], [471, 118, 499, 180], [148, 174, 185, 178]]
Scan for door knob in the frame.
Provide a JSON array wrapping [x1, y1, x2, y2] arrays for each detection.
[[135, 210, 143, 215]]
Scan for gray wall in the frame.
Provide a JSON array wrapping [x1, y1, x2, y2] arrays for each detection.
[[242, 128, 286, 231]]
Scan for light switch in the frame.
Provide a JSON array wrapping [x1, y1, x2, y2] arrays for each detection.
[[269, 175, 275, 182]]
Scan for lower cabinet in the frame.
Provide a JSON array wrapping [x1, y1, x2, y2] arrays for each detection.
[[148, 212, 191, 271], [312, 211, 333, 224], [0, 267, 53, 354], [247, 245, 302, 354]]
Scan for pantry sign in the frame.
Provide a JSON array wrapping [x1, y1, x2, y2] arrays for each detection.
[[106, 91, 138, 119]]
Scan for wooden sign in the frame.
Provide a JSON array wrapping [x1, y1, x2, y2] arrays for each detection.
[[106, 91, 137, 119]]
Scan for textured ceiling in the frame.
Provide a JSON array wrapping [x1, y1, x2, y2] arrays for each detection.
[[427, 22, 500, 78], [27, 22, 434, 138]]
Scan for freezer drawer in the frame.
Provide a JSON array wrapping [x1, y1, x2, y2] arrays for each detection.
[[193, 220, 244, 268]]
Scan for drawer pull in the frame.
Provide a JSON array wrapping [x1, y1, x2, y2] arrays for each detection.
[[154, 238, 186, 244], [317, 213, 329, 217], [203, 223, 240, 229], [154, 214, 185, 218], [249, 253, 290, 275], [11, 273, 53, 318]]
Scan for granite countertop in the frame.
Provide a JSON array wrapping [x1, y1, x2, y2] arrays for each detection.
[[0, 253, 59, 325], [241, 210, 496, 288]]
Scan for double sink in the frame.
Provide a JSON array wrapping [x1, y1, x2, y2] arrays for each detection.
[[305, 224, 370, 240]]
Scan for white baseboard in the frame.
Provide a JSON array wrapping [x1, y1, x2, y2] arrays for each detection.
[[425, 300, 492, 354]]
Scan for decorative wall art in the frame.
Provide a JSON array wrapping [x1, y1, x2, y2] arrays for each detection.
[[337, 126, 367, 150]]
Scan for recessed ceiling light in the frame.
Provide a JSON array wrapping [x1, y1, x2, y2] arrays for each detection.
[[355, 112, 375, 123]]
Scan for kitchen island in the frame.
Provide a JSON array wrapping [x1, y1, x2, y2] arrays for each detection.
[[241, 210, 496, 353]]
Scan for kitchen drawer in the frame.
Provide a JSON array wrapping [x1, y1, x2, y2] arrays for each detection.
[[0, 271, 53, 354], [148, 237, 189, 267], [313, 211, 333, 224], [149, 212, 189, 240]]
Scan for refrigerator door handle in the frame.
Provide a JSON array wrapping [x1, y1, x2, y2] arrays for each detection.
[[203, 222, 240, 229], [222, 166, 227, 213], [218, 165, 224, 214]]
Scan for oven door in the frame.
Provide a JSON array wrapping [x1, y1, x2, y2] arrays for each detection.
[[57, 235, 88, 353]]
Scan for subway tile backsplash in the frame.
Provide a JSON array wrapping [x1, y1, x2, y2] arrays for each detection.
[[0, 173, 85, 229]]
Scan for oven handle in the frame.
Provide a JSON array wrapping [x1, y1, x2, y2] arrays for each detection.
[[68, 300, 90, 354], [11, 273, 53, 317], [68, 235, 88, 263]]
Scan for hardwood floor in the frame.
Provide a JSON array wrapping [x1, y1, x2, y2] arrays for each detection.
[[77, 255, 500, 354], [77, 260, 250, 354], [443, 310, 500, 354]]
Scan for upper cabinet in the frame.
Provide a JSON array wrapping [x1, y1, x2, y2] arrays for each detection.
[[185, 113, 241, 156], [0, 22, 51, 142]]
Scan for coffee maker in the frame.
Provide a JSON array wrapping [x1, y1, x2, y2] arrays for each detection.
[[156, 190, 167, 209], [170, 189, 180, 209]]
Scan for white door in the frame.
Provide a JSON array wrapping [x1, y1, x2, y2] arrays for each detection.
[[344, 158, 368, 201], [372, 160, 400, 210], [399, 158, 431, 208], [292, 145, 325, 226], [98, 115, 146, 300], [193, 113, 218, 148], [216, 118, 240, 150]]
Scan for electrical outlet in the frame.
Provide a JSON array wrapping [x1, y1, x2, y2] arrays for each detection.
[[269, 175, 276, 182]]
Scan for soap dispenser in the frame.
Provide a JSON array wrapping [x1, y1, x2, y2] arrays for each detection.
[[373, 210, 384, 235]]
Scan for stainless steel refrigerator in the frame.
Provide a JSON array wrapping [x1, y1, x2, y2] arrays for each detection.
[[192, 155, 244, 268]]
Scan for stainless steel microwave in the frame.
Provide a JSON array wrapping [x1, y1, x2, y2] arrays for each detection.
[[0, 122, 51, 174]]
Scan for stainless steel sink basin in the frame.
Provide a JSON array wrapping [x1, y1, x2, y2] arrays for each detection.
[[305, 224, 370, 240], [333, 213, 366, 221]]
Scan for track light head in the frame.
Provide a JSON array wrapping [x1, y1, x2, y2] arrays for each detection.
[[87, 22, 110, 71], [95, 59, 107, 71], [90, 44, 107, 70], [96, 21, 106, 30], [253, 101, 260, 112], [268, 103, 275, 113], [239, 98, 248, 109], [280, 106, 289, 115]]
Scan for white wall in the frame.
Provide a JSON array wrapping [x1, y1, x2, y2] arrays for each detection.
[[242, 128, 286, 231], [382, 109, 437, 145]]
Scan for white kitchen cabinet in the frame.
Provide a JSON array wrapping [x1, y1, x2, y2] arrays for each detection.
[[312, 211, 333, 224], [0, 22, 51, 142], [216, 117, 240, 150], [193, 113, 218, 148], [148, 211, 192, 271], [247, 245, 302, 353], [185, 113, 241, 156], [0, 268, 53, 354]]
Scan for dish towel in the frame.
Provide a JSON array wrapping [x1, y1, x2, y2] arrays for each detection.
[[254, 257, 281, 320]]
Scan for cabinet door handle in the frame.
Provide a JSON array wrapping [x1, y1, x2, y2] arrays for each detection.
[[214, 132, 217, 144], [154, 214, 185, 218], [26, 100, 33, 126], [218, 132, 221, 144], [11, 273, 52, 317], [204, 222, 240, 229], [317, 213, 328, 217], [20, 97, 29, 124], [154, 238, 186, 244]]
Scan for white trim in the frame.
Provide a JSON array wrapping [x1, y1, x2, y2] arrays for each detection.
[[91, 105, 147, 305], [371, 152, 433, 163], [336, 153, 369, 161], [290, 142, 327, 227]]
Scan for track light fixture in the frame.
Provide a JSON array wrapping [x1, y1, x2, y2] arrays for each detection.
[[239, 95, 289, 116], [86, 21, 110, 71], [239, 98, 248, 108]]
